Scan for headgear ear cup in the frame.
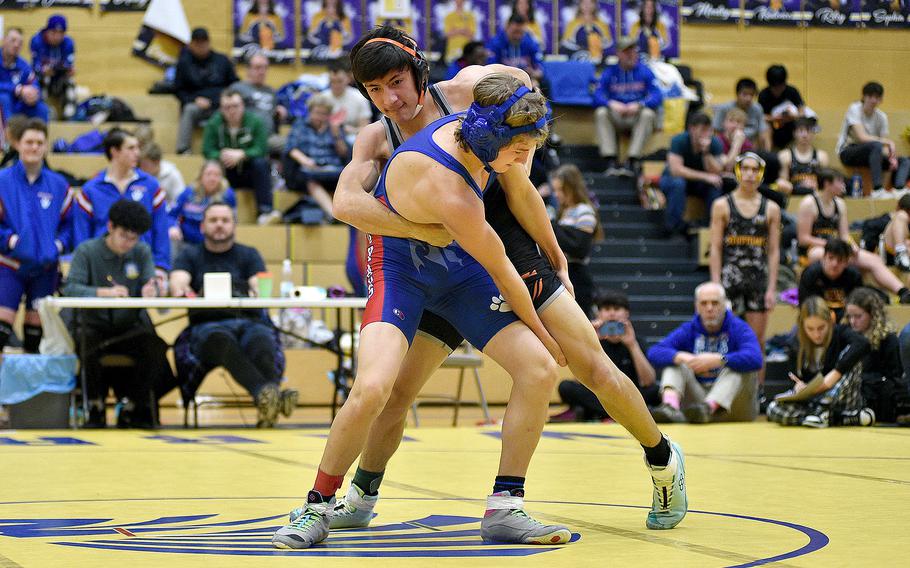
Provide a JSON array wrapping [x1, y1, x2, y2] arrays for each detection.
[[359, 36, 429, 105], [461, 86, 547, 164]]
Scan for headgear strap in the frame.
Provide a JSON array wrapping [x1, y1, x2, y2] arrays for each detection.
[[734, 151, 766, 183], [460, 86, 547, 166]]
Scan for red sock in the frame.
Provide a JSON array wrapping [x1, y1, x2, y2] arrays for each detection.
[[313, 469, 344, 499]]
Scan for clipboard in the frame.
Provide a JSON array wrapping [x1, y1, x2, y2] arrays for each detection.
[[773, 374, 825, 403]]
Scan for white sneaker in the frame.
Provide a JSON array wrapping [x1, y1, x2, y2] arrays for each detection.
[[329, 484, 379, 529], [870, 188, 891, 199], [257, 210, 283, 225], [273, 495, 333, 549], [802, 410, 829, 428], [644, 437, 688, 530]]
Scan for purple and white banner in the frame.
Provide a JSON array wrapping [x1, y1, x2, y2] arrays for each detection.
[[743, 0, 806, 26], [558, 0, 617, 61], [100, 0, 151, 11], [303, 0, 362, 62], [494, 0, 554, 54], [432, 0, 491, 63], [367, 0, 427, 50], [860, 0, 910, 27], [681, 0, 742, 24], [621, 0, 680, 59], [805, 0, 862, 27], [234, 0, 296, 64], [0, 0, 92, 8]]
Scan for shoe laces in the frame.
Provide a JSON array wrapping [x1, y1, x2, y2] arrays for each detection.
[[509, 508, 544, 527], [288, 506, 325, 531]]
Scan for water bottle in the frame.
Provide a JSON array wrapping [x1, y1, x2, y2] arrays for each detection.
[[850, 175, 863, 198], [279, 258, 294, 298]]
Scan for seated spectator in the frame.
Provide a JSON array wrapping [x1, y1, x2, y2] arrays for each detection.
[[593, 36, 661, 176], [229, 51, 287, 154], [445, 40, 489, 81], [775, 117, 828, 198], [767, 295, 872, 427], [29, 14, 76, 120], [713, 77, 771, 151], [882, 195, 910, 271], [551, 290, 659, 422], [798, 238, 863, 321], [844, 287, 908, 423], [647, 282, 763, 424], [550, 164, 601, 317], [63, 200, 174, 428], [0, 118, 72, 355], [0, 114, 28, 169], [0, 27, 49, 122], [323, 59, 371, 146], [758, 64, 805, 150], [716, 108, 753, 173], [75, 129, 171, 279], [796, 168, 910, 302], [660, 112, 725, 236], [139, 142, 186, 207], [174, 27, 238, 154], [169, 160, 236, 245], [283, 93, 349, 222], [486, 14, 548, 95], [835, 81, 910, 195], [202, 89, 277, 225], [169, 202, 293, 428]]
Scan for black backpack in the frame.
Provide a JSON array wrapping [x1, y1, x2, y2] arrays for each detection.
[[860, 212, 892, 252]]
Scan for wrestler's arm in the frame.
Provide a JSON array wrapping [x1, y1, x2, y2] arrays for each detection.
[[441, 64, 533, 109], [331, 122, 452, 247]]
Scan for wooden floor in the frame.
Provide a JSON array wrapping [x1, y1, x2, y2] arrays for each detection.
[[0, 416, 907, 567]]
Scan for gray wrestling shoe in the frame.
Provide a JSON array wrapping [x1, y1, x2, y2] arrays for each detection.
[[329, 484, 379, 529], [272, 495, 333, 549], [480, 492, 571, 545]]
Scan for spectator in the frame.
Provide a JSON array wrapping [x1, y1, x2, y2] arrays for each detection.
[[229, 51, 288, 154], [798, 238, 863, 321], [323, 59, 371, 146], [882, 194, 910, 271], [549, 164, 601, 317], [445, 40, 489, 80], [550, 290, 659, 422], [486, 14, 547, 95], [660, 112, 725, 236], [169, 202, 292, 428], [716, 107, 753, 173], [169, 160, 236, 246], [0, 28, 49, 122], [174, 27, 238, 154], [139, 142, 186, 207], [592, 36, 661, 176], [63, 200, 174, 428], [844, 287, 908, 423], [835, 81, 910, 195], [283, 93, 349, 221], [796, 168, 910, 302], [202, 89, 277, 225], [766, 295, 872, 427], [75, 129, 171, 277], [709, 152, 781, 350], [775, 117, 828, 197], [712, 78, 771, 151], [0, 118, 73, 355], [0, 114, 28, 169], [29, 14, 76, 120], [758, 64, 805, 150], [441, 0, 478, 64], [647, 282, 762, 423]]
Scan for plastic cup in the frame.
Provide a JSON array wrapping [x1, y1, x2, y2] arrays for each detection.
[[257, 272, 274, 298]]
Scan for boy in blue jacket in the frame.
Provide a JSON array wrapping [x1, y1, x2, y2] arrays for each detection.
[[647, 282, 763, 423], [29, 14, 77, 120], [0, 118, 73, 353]]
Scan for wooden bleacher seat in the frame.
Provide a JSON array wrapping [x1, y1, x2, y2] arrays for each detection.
[[49, 120, 180, 154], [51, 153, 204, 185]]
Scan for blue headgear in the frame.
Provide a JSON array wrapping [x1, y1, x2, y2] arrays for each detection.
[[460, 86, 548, 165]]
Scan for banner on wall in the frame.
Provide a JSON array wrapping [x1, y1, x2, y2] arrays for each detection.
[[681, 0, 742, 24], [131, 0, 190, 67], [367, 0, 426, 49], [558, 0, 616, 62], [100, 0, 152, 11], [494, 0, 553, 54], [620, 0, 679, 59], [860, 0, 910, 27], [431, 0, 490, 63], [806, 0, 862, 26], [743, 0, 806, 25], [302, 0, 361, 62], [0, 0, 92, 8], [233, 0, 295, 63]]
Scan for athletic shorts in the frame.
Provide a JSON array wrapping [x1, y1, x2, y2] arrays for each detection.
[[361, 235, 518, 351], [0, 263, 58, 311], [416, 255, 565, 352], [725, 280, 767, 315]]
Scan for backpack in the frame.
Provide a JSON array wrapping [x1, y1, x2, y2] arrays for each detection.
[[859, 212, 892, 252], [73, 95, 141, 123]]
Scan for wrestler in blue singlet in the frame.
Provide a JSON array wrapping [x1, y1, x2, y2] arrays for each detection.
[[361, 113, 518, 350]]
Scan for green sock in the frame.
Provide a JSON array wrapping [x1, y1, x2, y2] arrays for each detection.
[[352, 466, 384, 496]]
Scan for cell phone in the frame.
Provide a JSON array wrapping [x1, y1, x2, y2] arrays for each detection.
[[599, 320, 625, 336]]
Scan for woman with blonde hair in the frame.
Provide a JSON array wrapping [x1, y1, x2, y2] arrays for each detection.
[[168, 160, 236, 245], [551, 163, 602, 316], [767, 295, 871, 427]]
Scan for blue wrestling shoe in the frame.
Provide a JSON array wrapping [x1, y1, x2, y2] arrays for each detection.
[[644, 438, 688, 530]]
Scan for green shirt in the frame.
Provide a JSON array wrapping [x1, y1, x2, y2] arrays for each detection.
[[201, 109, 268, 161]]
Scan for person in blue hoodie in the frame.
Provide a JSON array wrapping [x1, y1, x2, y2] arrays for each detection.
[[486, 14, 548, 96], [593, 36, 662, 175], [647, 282, 763, 423], [0, 118, 73, 354], [0, 28, 49, 122], [29, 14, 77, 120]]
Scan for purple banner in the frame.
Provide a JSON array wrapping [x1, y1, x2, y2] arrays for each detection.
[[99, 0, 151, 11], [743, 0, 806, 25], [431, 0, 491, 63], [681, 0, 742, 24], [620, 0, 680, 59], [558, 0, 617, 61], [0, 0, 92, 7], [806, 0, 862, 27], [495, 0, 554, 54], [860, 0, 910, 27], [367, 0, 427, 50], [233, 0, 296, 64], [303, 0, 362, 62]]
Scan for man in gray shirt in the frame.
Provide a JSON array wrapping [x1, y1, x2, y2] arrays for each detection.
[[229, 52, 287, 153], [64, 199, 173, 428], [712, 78, 771, 151]]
